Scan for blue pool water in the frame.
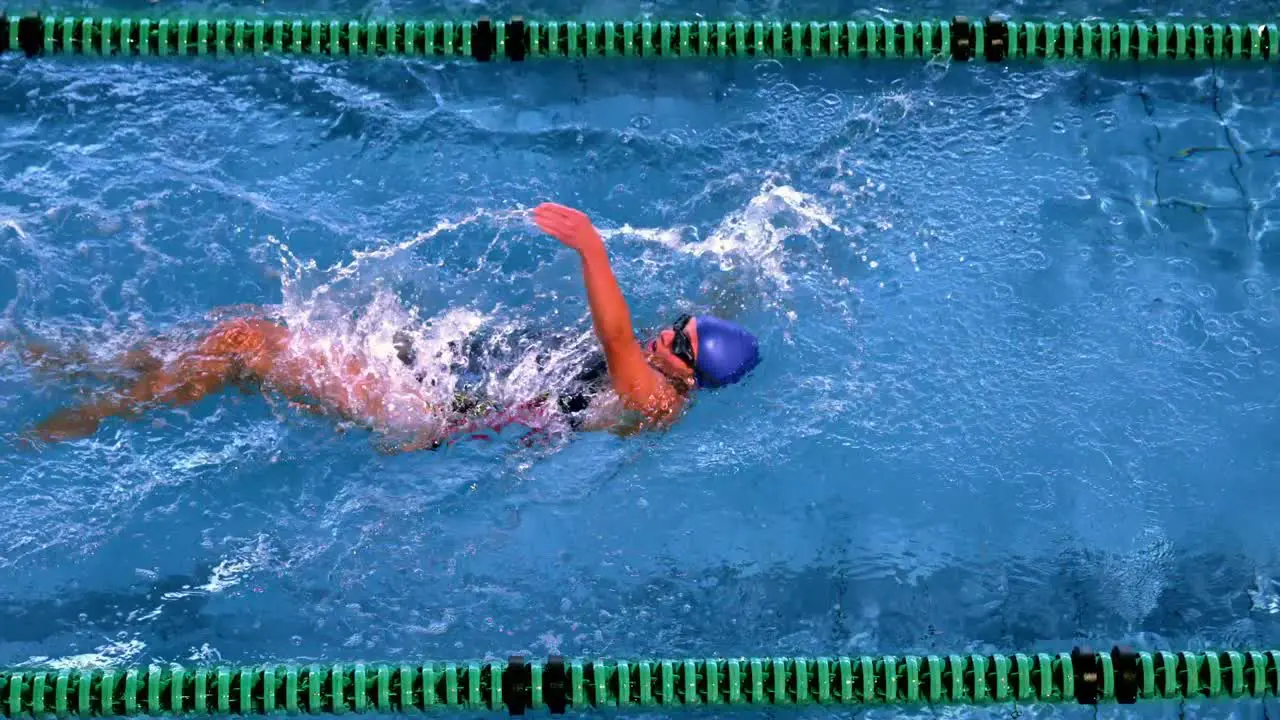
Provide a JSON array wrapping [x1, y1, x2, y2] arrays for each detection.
[[4, 0, 1280, 717]]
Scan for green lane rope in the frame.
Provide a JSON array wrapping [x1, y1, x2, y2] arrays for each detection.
[[1, 646, 1278, 717], [0, 13, 1276, 62]]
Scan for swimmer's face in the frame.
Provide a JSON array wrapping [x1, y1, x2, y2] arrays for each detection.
[[647, 315, 697, 385]]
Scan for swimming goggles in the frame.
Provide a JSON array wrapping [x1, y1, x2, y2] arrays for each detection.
[[670, 314, 696, 369]]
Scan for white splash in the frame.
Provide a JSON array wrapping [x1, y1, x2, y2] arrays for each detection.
[[262, 207, 585, 439], [272, 211, 483, 321], [1, 218, 29, 242], [604, 177, 841, 291], [159, 535, 276, 599], [188, 643, 223, 663], [200, 554, 258, 593], [30, 638, 147, 671], [1250, 574, 1280, 614]]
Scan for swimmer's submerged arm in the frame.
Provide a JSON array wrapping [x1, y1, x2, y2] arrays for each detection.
[[373, 431, 443, 455]]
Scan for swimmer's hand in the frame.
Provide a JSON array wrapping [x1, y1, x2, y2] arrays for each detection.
[[533, 203, 604, 255]]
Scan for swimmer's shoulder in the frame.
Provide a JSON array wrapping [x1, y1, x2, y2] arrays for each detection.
[[577, 381, 687, 434]]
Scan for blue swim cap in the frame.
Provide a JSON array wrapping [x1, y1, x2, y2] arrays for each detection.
[[693, 315, 761, 389]]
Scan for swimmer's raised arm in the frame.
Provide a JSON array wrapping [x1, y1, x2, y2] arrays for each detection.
[[532, 203, 681, 421]]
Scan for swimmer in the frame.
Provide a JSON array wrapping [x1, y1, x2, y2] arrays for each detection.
[[9, 203, 761, 451]]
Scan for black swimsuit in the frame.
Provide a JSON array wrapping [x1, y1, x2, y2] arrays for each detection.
[[555, 353, 609, 420], [394, 329, 611, 430]]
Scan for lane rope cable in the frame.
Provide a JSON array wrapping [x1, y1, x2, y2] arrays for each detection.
[[2, 647, 1279, 717], [0, 13, 1276, 62]]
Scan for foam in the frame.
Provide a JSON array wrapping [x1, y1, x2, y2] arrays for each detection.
[[264, 209, 594, 439], [605, 176, 842, 292]]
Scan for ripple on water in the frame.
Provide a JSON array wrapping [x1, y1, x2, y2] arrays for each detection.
[[2, 54, 1280, 665]]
